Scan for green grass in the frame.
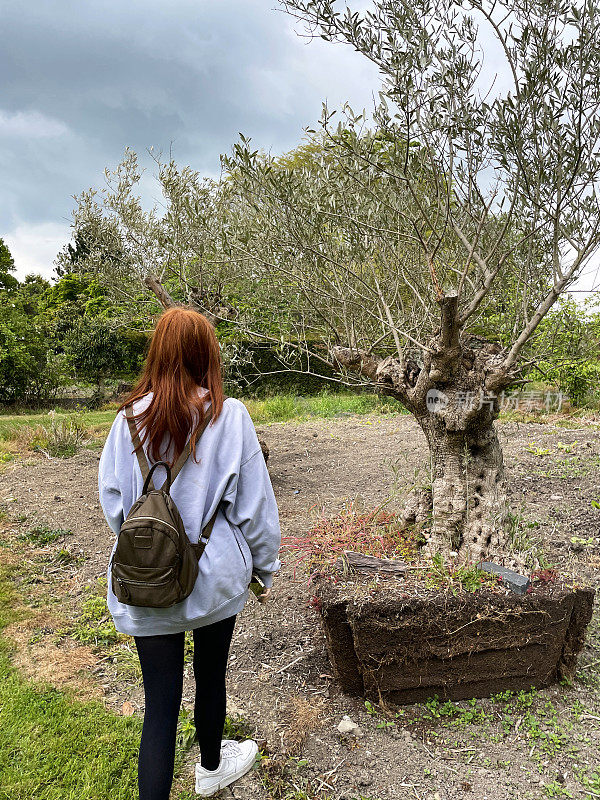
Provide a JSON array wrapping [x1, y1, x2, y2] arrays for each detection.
[[0, 566, 143, 800], [0, 410, 115, 442], [0, 565, 201, 800], [2, 382, 599, 455], [0, 559, 260, 800], [0, 671, 142, 800], [2, 387, 598, 456], [0, 391, 406, 456], [244, 390, 404, 424]]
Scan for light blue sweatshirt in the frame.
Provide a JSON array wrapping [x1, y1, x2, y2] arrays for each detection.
[[98, 392, 282, 636]]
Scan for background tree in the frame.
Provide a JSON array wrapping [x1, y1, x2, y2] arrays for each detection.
[[530, 294, 600, 407], [41, 272, 147, 402], [0, 272, 62, 406], [62, 317, 144, 405], [0, 238, 19, 292], [0, 263, 148, 406]]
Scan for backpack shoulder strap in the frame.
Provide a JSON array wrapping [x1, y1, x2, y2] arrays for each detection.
[[190, 504, 220, 559], [125, 405, 154, 491], [170, 403, 214, 483]]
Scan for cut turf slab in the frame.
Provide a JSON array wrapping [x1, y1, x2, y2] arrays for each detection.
[[316, 578, 595, 704]]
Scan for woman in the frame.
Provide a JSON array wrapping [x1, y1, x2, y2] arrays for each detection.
[[98, 307, 281, 799]]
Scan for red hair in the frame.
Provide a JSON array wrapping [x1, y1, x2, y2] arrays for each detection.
[[119, 307, 225, 467]]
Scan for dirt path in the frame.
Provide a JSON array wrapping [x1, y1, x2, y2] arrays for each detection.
[[1, 412, 599, 800]]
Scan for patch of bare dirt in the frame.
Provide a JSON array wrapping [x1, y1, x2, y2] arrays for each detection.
[[0, 412, 600, 800], [4, 613, 101, 700]]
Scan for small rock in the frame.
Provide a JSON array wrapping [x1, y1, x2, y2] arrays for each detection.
[[550, 494, 563, 500], [313, 433, 318, 437], [121, 700, 135, 716], [337, 715, 363, 737]]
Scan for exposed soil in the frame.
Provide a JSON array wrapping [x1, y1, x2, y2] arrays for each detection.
[[1, 412, 600, 800]]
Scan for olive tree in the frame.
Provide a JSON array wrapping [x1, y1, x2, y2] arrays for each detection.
[[63, 151, 253, 323], [69, 0, 600, 564], [225, 0, 600, 562]]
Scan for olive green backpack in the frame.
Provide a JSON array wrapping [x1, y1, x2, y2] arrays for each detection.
[[110, 403, 218, 608]]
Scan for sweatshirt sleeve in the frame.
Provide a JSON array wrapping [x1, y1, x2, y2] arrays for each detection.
[[222, 448, 282, 588], [98, 415, 125, 536]]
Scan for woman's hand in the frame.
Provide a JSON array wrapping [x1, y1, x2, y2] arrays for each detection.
[[257, 587, 272, 604]]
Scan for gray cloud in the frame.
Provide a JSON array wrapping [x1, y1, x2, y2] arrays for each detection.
[[0, 0, 380, 273], [3, 1, 595, 297]]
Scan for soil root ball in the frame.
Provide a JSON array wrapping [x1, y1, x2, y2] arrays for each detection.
[[316, 579, 595, 704]]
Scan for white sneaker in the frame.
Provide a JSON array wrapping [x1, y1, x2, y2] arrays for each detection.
[[220, 739, 236, 749], [195, 739, 259, 796]]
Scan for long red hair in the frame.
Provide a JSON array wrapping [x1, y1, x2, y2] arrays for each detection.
[[119, 307, 225, 466]]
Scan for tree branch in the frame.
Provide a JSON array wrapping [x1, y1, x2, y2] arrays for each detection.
[[143, 275, 177, 309]]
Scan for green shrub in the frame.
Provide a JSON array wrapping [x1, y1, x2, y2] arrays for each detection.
[[534, 358, 600, 407], [70, 594, 120, 647], [44, 410, 87, 457], [176, 707, 254, 752]]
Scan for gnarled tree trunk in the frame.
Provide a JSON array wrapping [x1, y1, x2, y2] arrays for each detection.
[[416, 406, 508, 562], [332, 293, 519, 564]]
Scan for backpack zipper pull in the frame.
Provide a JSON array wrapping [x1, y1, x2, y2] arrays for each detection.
[[116, 579, 131, 601]]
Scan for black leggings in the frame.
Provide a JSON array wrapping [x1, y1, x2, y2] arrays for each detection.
[[134, 615, 237, 800]]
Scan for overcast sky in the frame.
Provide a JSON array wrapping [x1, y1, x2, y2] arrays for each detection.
[[1, 0, 597, 297], [1, 0, 379, 279]]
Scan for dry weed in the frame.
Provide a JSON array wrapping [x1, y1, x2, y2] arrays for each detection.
[[4, 424, 48, 454], [282, 695, 327, 755], [587, 554, 600, 570], [4, 614, 101, 700]]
